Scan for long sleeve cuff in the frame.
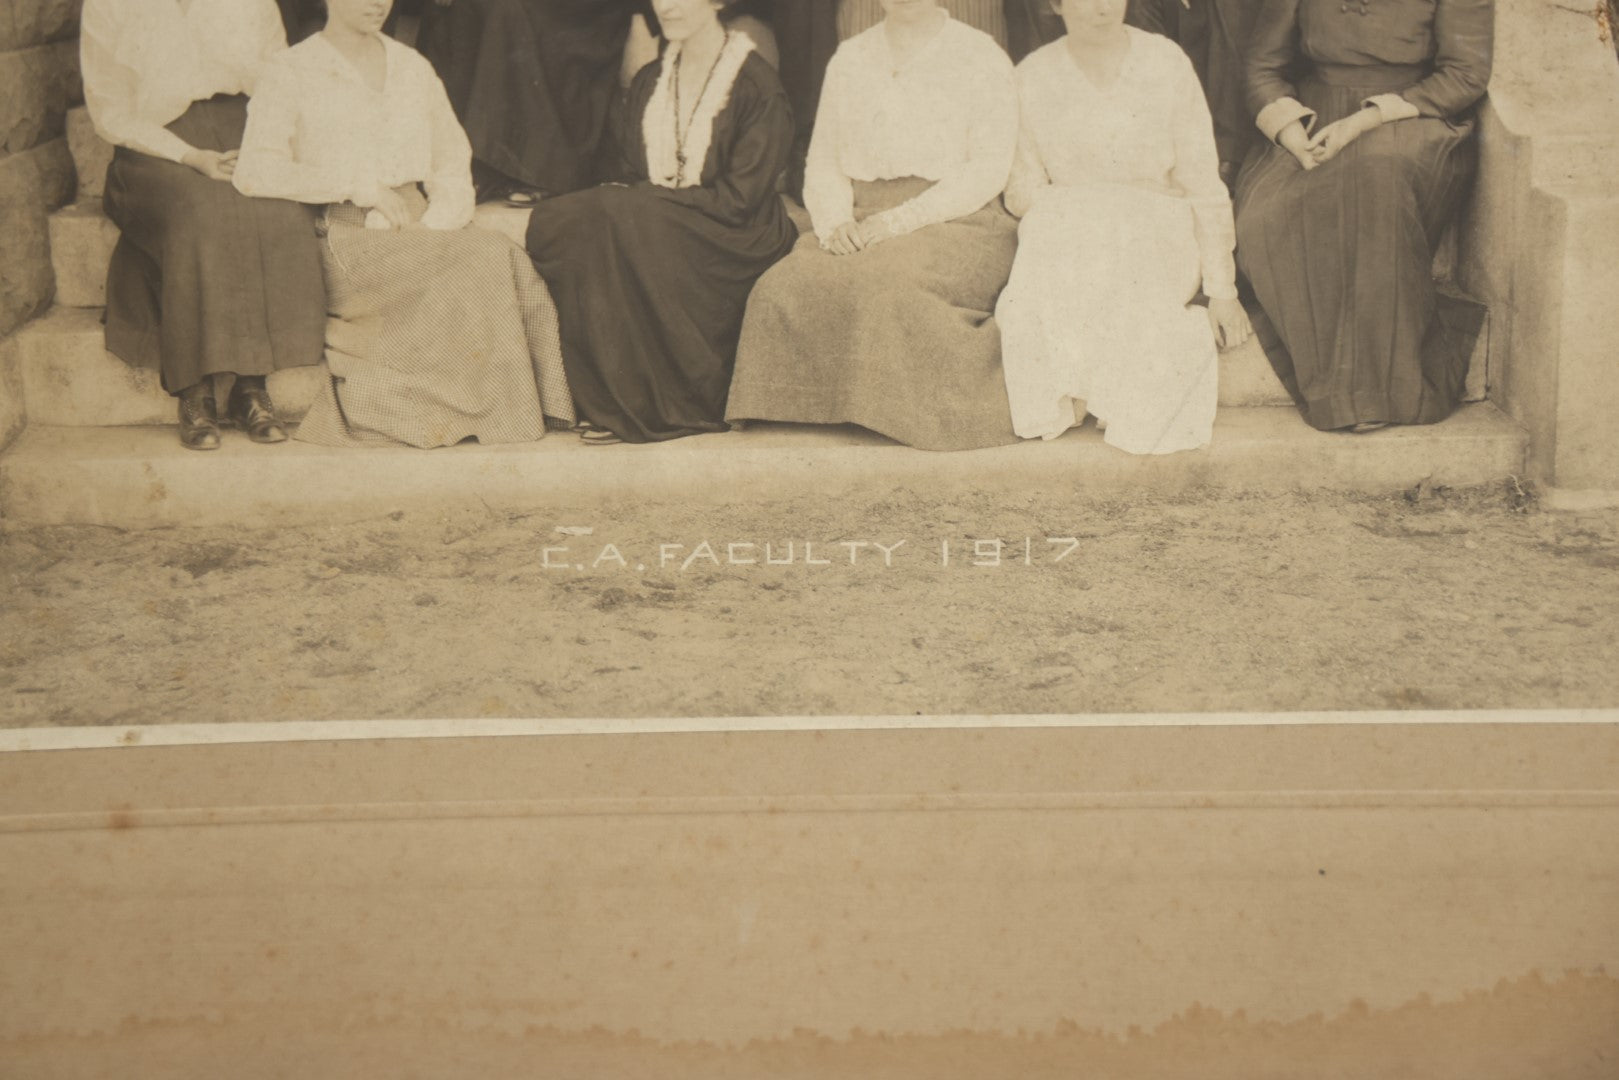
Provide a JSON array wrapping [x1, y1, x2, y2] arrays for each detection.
[[1363, 93, 1421, 124], [1256, 97, 1315, 144]]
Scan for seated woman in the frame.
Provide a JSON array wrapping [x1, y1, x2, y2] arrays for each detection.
[[995, 0, 1249, 455], [726, 0, 1020, 452], [521, 0, 798, 445], [233, 0, 574, 448], [1234, 0, 1494, 433], [82, 0, 325, 451]]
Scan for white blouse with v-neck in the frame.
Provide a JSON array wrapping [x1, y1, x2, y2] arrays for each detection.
[[233, 33, 475, 231], [1004, 29, 1237, 300]]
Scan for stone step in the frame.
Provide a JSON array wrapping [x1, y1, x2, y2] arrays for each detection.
[[43, 200, 1300, 409], [16, 307, 321, 427], [16, 300, 1300, 432], [47, 201, 119, 308], [0, 404, 1527, 529], [66, 106, 112, 201]]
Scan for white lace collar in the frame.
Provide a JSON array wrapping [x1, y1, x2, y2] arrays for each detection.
[[642, 31, 756, 189]]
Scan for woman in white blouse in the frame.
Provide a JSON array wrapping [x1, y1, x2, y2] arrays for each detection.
[[726, 0, 1021, 451], [995, 0, 1249, 454], [82, 0, 326, 451], [232, 0, 574, 448]]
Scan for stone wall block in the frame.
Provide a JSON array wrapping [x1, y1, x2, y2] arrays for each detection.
[[0, 137, 73, 338], [0, 335, 25, 455], [65, 104, 109, 199], [0, 41, 78, 155], [0, 0, 81, 52]]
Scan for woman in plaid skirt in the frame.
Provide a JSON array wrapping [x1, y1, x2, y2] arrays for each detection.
[[234, 0, 575, 447]]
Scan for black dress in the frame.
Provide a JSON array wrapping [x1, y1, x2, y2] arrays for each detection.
[[1234, 0, 1493, 430], [524, 38, 798, 443], [416, 0, 649, 196]]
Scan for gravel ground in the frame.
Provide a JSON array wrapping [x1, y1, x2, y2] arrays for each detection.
[[2, 479, 1617, 726]]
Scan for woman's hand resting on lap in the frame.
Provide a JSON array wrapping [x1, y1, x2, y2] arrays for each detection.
[[1208, 296, 1251, 351], [182, 148, 237, 182], [369, 187, 418, 230], [823, 220, 866, 256]]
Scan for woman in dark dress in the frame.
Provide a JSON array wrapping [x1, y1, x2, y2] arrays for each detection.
[[83, 0, 325, 451], [1234, 0, 1494, 433], [523, 0, 798, 444]]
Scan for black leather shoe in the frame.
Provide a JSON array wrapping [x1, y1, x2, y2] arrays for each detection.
[[178, 386, 221, 451], [227, 380, 289, 444]]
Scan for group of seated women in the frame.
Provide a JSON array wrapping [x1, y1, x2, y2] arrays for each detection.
[[80, 0, 1494, 456]]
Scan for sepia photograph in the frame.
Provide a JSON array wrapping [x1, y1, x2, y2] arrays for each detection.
[[1, 0, 1617, 1075]]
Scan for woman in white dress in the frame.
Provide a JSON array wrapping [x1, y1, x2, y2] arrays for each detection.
[[232, 0, 573, 447], [727, 0, 1021, 451], [82, 0, 326, 451], [996, 0, 1249, 454]]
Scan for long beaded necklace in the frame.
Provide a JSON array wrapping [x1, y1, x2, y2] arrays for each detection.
[[672, 29, 731, 185]]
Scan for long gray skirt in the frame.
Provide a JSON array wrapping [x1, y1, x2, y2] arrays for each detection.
[[101, 95, 326, 394], [726, 178, 1019, 451], [1234, 69, 1478, 430], [296, 201, 574, 448]]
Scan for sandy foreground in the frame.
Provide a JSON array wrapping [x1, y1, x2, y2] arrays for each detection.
[[2, 480, 1616, 726]]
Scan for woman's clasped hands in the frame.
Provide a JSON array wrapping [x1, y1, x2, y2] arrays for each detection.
[[182, 148, 237, 182], [357, 186, 422, 231], [1278, 106, 1384, 172], [822, 215, 894, 256]]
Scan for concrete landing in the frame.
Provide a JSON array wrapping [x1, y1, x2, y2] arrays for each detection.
[[0, 404, 1526, 528]]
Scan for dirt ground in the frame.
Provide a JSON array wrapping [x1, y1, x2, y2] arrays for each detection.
[[2, 480, 1617, 726]]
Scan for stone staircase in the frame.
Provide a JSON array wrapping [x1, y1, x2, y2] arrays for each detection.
[[0, 107, 1529, 528]]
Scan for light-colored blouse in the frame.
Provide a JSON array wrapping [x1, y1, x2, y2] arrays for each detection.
[[80, 0, 287, 163], [1004, 31, 1238, 301], [802, 14, 1018, 244], [837, 0, 1008, 49], [233, 33, 476, 231]]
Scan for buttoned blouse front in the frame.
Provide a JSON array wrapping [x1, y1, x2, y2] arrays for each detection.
[[80, 0, 288, 163], [232, 33, 476, 231], [802, 15, 1018, 242]]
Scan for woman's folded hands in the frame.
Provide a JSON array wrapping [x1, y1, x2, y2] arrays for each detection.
[[823, 215, 897, 256]]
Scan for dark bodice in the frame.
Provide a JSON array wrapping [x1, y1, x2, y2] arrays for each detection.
[[1247, 0, 1494, 118]]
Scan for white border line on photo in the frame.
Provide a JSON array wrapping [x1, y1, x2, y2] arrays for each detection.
[[2, 709, 1617, 753]]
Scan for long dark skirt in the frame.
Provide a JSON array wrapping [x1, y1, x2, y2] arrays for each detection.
[[417, 0, 644, 196], [726, 178, 1019, 452], [1234, 71, 1478, 430], [101, 95, 325, 394], [526, 184, 798, 443]]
